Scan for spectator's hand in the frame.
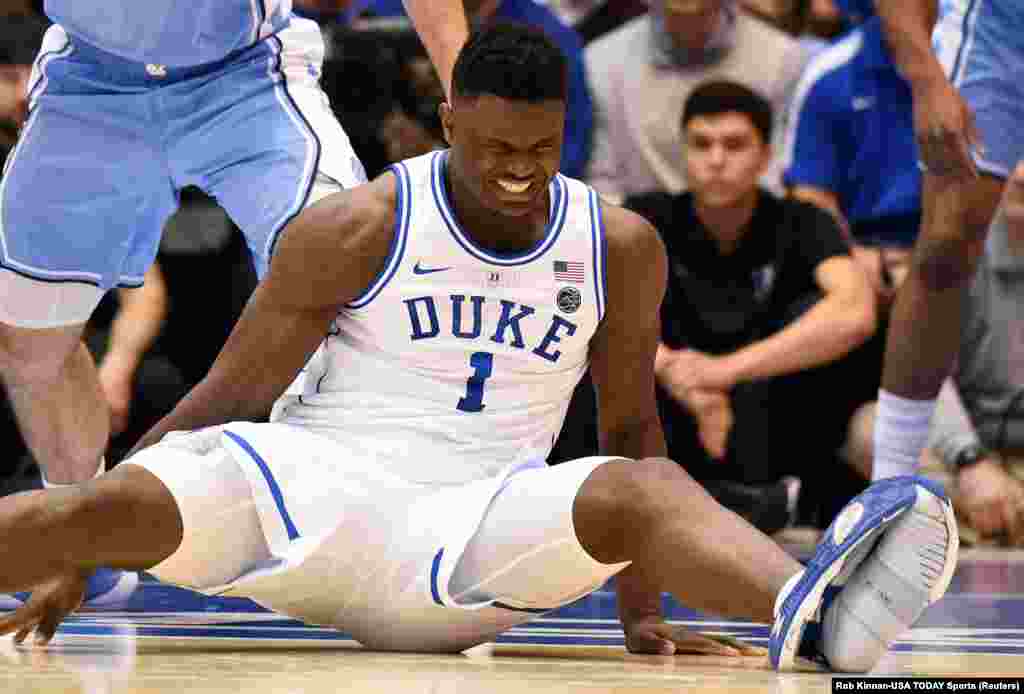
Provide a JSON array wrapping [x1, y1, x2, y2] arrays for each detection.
[[850, 245, 908, 311], [0, 569, 88, 646], [98, 354, 135, 436], [674, 350, 739, 392], [623, 614, 765, 656], [684, 387, 733, 461], [912, 75, 981, 182], [957, 459, 1024, 544]]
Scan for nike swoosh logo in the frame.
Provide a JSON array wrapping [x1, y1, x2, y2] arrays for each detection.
[[413, 262, 451, 275]]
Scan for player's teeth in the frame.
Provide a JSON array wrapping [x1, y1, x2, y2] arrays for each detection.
[[498, 179, 531, 193]]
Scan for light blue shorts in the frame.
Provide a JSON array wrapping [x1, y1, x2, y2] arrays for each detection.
[[934, 0, 1024, 179], [0, 17, 365, 326]]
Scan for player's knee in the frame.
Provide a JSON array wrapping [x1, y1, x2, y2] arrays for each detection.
[[575, 458, 693, 560]]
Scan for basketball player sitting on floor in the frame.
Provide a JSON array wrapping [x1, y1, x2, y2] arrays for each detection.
[[0, 24, 957, 672]]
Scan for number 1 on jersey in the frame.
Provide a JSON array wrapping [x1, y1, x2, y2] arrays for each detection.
[[457, 351, 493, 412]]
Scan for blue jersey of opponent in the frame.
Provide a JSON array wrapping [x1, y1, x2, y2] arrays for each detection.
[[44, 0, 293, 67]]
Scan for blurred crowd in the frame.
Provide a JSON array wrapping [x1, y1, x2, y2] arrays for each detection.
[[1, 0, 1022, 548]]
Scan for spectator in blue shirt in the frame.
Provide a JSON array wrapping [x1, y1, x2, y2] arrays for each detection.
[[363, 0, 594, 178], [781, 13, 919, 304]]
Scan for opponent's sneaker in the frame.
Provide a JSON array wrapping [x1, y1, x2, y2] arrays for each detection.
[[0, 568, 139, 611], [770, 476, 958, 672]]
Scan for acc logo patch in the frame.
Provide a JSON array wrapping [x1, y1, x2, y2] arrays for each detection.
[[556, 286, 582, 314]]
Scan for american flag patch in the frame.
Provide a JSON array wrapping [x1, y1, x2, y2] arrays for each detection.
[[554, 260, 584, 284]]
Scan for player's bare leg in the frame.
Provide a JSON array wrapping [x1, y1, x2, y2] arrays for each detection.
[[573, 458, 956, 671], [0, 323, 109, 485], [872, 174, 1004, 479], [0, 464, 183, 593], [572, 458, 800, 623]]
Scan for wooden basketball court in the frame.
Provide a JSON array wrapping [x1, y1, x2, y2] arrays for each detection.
[[2, 548, 1022, 693]]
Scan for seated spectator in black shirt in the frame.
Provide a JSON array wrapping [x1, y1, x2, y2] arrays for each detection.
[[625, 80, 877, 532]]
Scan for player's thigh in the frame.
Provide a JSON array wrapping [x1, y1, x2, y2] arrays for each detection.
[[123, 429, 272, 592], [934, 0, 1024, 180], [450, 457, 632, 610], [0, 101, 175, 324], [188, 17, 366, 277]]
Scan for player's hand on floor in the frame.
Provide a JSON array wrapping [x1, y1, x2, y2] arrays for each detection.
[[624, 615, 765, 656], [0, 570, 88, 646]]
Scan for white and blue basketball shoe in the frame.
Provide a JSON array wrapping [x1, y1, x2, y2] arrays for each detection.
[[770, 476, 958, 672], [0, 568, 139, 611]]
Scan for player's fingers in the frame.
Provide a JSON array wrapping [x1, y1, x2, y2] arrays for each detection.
[[667, 628, 740, 656], [625, 630, 677, 656], [0, 602, 42, 637], [32, 609, 65, 646], [13, 625, 34, 645], [692, 634, 765, 659], [700, 632, 767, 656]]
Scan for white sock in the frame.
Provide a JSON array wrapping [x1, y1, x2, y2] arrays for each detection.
[[41, 458, 105, 488], [872, 390, 936, 480]]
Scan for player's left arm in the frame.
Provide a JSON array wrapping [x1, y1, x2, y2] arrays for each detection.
[[402, 0, 469, 99], [588, 202, 675, 649], [589, 203, 667, 461], [589, 203, 760, 657]]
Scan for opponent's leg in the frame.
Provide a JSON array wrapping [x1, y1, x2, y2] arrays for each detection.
[[872, 174, 1003, 479], [0, 464, 183, 593], [181, 16, 366, 280], [0, 322, 107, 485]]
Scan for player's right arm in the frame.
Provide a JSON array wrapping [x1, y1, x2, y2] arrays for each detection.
[[129, 177, 397, 453], [876, 0, 979, 180]]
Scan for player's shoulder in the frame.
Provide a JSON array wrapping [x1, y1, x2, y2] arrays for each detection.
[[272, 173, 398, 287], [307, 173, 397, 252], [598, 195, 667, 269]]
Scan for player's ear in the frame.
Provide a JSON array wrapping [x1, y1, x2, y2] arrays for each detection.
[[439, 101, 454, 146]]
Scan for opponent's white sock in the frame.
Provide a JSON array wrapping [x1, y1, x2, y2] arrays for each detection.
[[872, 390, 936, 481], [41, 458, 105, 488], [819, 486, 949, 672]]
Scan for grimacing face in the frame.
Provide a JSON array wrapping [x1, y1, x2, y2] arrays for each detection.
[[684, 111, 770, 210], [441, 93, 565, 218]]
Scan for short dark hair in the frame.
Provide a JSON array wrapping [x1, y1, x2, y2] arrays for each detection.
[[0, 13, 48, 66], [451, 22, 567, 103], [682, 80, 774, 144]]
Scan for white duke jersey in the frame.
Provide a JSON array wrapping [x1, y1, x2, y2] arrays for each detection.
[[276, 150, 609, 485], [44, 1, 292, 67]]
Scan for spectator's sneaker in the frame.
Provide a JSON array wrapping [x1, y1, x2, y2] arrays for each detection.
[[0, 568, 139, 611], [770, 476, 958, 672]]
